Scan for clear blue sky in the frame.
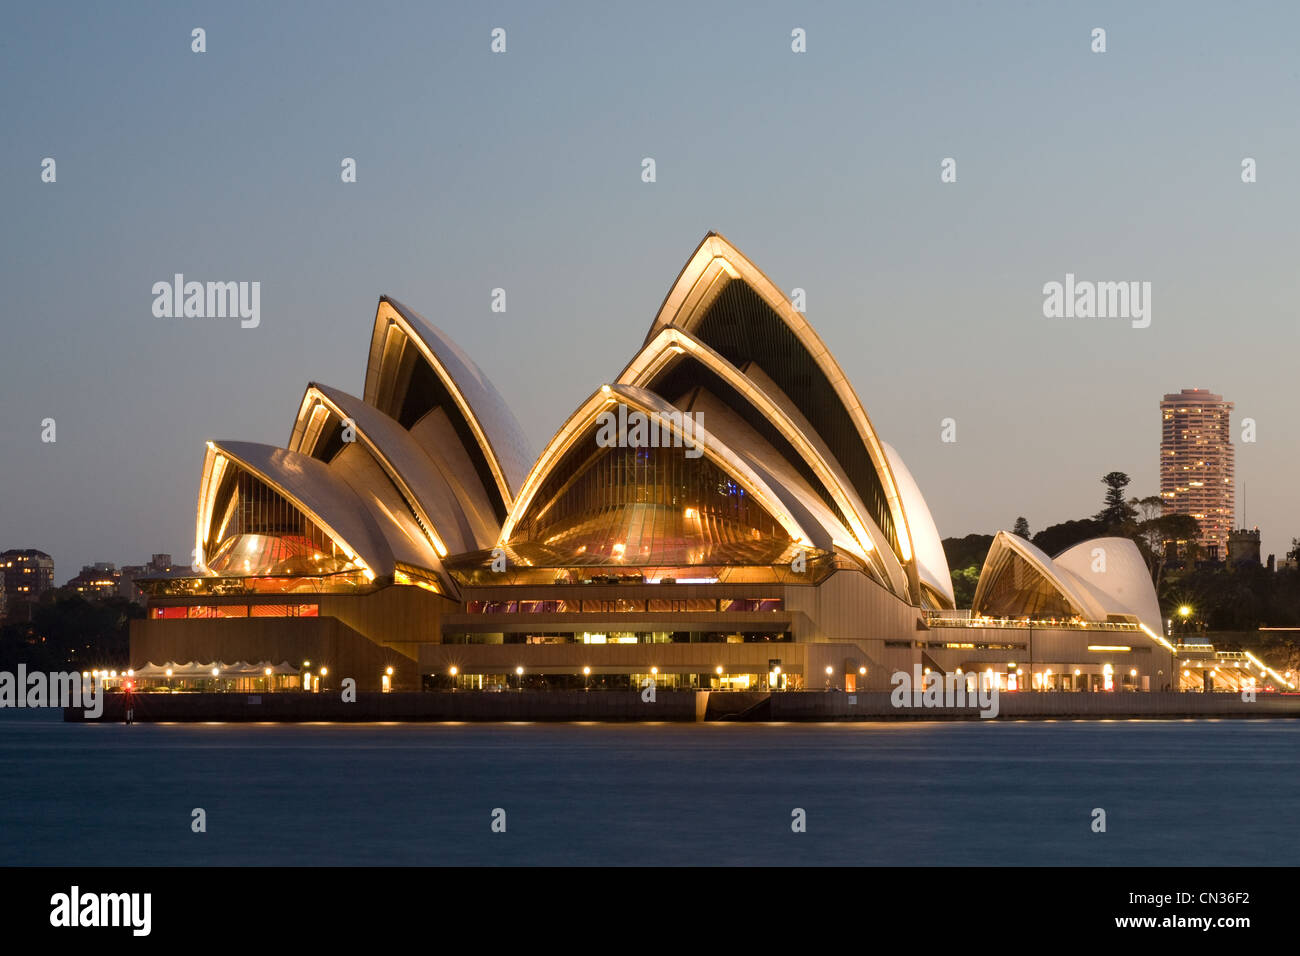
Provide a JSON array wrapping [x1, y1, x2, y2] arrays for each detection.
[[2, 1, 1297, 579]]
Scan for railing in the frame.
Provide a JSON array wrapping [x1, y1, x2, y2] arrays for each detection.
[[923, 612, 1140, 632]]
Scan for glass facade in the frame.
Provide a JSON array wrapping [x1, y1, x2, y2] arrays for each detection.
[[204, 470, 361, 576], [443, 630, 791, 645], [511, 431, 792, 567], [973, 548, 1078, 622], [151, 603, 319, 619], [647, 355, 854, 535], [463, 597, 784, 613], [687, 280, 900, 558]]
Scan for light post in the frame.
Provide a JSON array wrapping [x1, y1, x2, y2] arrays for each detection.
[[825, 664, 833, 692], [449, 665, 458, 692], [515, 665, 524, 692], [264, 666, 272, 693], [715, 664, 723, 690], [583, 665, 590, 691]]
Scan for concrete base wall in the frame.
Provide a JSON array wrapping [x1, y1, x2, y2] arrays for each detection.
[[70, 690, 709, 722], [769, 690, 1300, 720], [66, 689, 1300, 723], [129, 617, 420, 691]]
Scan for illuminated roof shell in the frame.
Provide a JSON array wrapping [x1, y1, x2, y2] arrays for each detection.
[[196, 440, 397, 579], [287, 383, 499, 556], [500, 383, 813, 552], [363, 296, 532, 517], [640, 232, 921, 598]]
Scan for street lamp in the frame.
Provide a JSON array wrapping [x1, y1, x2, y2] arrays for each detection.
[[515, 665, 524, 692], [825, 664, 833, 691]]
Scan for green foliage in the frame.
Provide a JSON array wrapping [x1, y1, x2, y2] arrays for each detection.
[[950, 565, 981, 608], [0, 593, 141, 672], [1160, 565, 1300, 631], [1031, 518, 1106, 557], [1094, 471, 1138, 531], [941, 533, 994, 573]]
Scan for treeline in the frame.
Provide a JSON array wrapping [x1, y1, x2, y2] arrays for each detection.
[[0, 594, 141, 672], [941, 471, 1300, 631]]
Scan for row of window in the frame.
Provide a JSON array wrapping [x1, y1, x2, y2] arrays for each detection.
[[444, 631, 793, 645], [464, 598, 784, 614], [151, 604, 320, 619]]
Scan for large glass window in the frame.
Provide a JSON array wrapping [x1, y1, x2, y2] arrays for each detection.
[[973, 549, 1078, 621], [511, 434, 792, 567], [204, 470, 360, 576], [686, 280, 899, 557]]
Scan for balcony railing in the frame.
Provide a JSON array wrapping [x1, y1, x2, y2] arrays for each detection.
[[923, 612, 1140, 631]]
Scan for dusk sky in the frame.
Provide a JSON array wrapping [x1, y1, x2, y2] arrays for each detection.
[[3, 1, 1297, 579]]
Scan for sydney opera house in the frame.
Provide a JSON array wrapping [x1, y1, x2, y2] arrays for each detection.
[[134, 233, 1253, 695]]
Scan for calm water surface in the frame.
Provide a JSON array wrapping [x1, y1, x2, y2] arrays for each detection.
[[0, 713, 1293, 866]]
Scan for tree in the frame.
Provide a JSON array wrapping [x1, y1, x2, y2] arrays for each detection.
[[1094, 471, 1138, 532], [941, 534, 995, 573], [1135, 509, 1202, 592], [941, 534, 995, 610], [950, 566, 981, 608], [1012, 516, 1030, 539], [1031, 518, 1106, 557]]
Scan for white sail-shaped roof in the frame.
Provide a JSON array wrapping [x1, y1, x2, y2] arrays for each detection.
[[1054, 537, 1162, 635], [363, 296, 532, 519], [880, 443, 954, 609]]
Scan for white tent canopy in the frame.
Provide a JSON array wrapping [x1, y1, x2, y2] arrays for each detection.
[[135, 661, 299, 678]]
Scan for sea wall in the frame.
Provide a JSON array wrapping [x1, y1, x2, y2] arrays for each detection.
[[64, 689, 1300, 722]]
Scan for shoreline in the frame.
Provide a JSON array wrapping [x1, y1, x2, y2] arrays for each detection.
[[62, 689, 1300, 723]]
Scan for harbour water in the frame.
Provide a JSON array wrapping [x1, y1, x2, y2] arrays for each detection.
[[0, 712, 1293, 866]]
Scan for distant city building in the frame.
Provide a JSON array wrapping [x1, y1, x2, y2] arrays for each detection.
[[1227, 528, 1261, 568], [65, 562, 120, 599], [1160, 388, 1234, 560], [119, 554, 178, 604], [1, 549, 55, 615]]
